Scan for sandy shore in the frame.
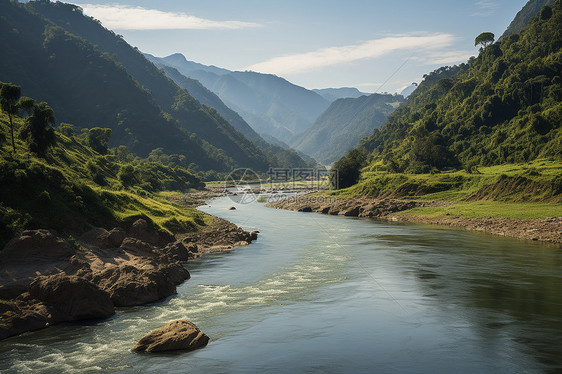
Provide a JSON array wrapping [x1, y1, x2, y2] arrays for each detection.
[[266, 194, 562, 244]]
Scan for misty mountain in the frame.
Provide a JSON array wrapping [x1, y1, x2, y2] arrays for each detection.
[[150, 53, 330, 144], [399, 84, 418, 98], [291, 93, 404, 165], [312, 87, 370, 102], [145, 58, 316, 168]]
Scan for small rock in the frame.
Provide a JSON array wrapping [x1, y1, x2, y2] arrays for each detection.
[[250, 231, 259, 241], [132, 320, 209, 353], [228, 206, 236, 210]]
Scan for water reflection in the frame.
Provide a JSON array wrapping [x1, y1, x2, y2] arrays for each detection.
[[376, 225, 562, 373]]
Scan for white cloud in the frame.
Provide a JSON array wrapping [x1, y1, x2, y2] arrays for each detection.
[[471, 1, 499, 17], [246, 33, 457, 75], [77, 4, 261, 30], [416, 50, 476, 65]]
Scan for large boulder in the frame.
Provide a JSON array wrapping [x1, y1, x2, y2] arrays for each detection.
[[80, 227, 125, 249], [1, 230, 75, 262], [29, 273, 115, 320], [129, 219, 174, 246], [132, 320, 209, 353], [93, 264, 189, 307]]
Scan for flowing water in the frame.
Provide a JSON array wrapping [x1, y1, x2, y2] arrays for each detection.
[[0, 195, 561, 373]]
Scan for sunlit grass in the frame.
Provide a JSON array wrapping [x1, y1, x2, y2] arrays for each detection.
[[397, 201, 562, 219]]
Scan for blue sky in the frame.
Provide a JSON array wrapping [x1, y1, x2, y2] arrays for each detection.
[[73, 0, 528, 93]]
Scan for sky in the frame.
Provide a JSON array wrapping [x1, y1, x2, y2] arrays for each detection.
[[71, 0, 529, 93]]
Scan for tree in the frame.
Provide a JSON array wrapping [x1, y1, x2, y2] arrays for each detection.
[[20, 102, 56, 156], [87, 127, 112, 154], [0, 83, 22, 154], [57, 123, 74, 137], [332, 148, 367, 189], [475, 32, 495, 50]]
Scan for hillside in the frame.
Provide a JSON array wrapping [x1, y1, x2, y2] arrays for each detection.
[[0, 0, 271, 172], [146, 57, 315, 168], [0, 86, 206, 249], [502, 0, 556, 38], [346, 1, 561, 177], [292, 94, 404, 165], [151, 53, 330, 143], [331, 0, 561, 207]]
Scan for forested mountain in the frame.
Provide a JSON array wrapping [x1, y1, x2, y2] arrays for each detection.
[[338, 0, 561, 178], [0, 0, 275, 172], [146, 56, 315, 168], [292, 94, 404, 165], [312, 88, 370, 102], [150, 53, 330, 144], [502, 0, 556, 38]]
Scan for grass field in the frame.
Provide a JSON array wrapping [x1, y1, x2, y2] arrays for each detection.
[[326, 160, 562, 219]]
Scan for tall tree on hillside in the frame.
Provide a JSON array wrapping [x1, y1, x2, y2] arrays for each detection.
[[20, 102, 56, 156], [475, 32, 495, 50], [87, 127, 112, 155], [0, 83, 21, 155]]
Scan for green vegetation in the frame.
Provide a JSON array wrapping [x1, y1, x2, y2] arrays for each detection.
[[349, 1, 561, 175], [332, 159, 561, 201], [0, 87, 206, 249], [327, 160, 562, 219], [0, 0, 293, 173], [475, 32, 495, 49], [331, 1, 562, 220], [396, 201, 561, 220]]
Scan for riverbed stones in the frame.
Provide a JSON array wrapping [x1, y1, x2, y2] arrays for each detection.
[[132, 320, 209, 353]]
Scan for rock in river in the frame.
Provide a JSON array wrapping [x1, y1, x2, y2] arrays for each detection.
[[132, 320, 209, 353]]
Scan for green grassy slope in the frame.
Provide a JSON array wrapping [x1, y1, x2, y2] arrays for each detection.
[[0, 104, 207, 250]]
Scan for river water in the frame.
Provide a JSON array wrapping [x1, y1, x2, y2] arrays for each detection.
[[0, 195, 561, 373]]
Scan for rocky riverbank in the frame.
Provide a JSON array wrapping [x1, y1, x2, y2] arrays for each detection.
[[266, 194, 562, 244], [0, 213, 256, 340]]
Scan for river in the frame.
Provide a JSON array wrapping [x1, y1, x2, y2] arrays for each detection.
[[0, 195, 561, 373]]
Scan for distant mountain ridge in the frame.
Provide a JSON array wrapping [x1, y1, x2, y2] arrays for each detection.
[[312, 87, 371, 102], [145, 56, 316, 168], [292, 93, 404, 165], [150, 53, 330, 144]]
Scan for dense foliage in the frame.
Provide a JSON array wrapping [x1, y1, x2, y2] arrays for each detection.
[[0, 85, 205, 249], [348, 0, 561, 176], [0, 0, 287, 172]]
